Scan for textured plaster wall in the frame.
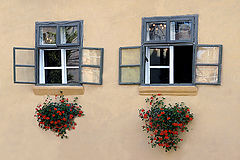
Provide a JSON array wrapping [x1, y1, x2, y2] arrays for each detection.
[[0, 0, 240, 160]]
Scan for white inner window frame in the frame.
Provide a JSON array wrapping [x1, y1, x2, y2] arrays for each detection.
[[39, 49, 79, 84], [145, 46, 174, 84]]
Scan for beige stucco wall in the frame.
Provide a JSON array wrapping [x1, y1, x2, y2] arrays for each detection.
[[0, 0, 240, 160]]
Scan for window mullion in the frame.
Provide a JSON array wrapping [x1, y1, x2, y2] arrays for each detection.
[[145, 47, 150, 84], [169, 46, 174, 84], [61, 49, 67, 84], [39, 49, 45, 84]]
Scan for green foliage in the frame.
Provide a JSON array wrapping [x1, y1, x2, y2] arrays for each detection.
[[34, 92, 84, 139], [138, 94, 194, 152]]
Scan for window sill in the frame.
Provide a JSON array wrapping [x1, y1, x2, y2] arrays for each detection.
[[139, 86, 198, 96], [32, 86, 84, 95]]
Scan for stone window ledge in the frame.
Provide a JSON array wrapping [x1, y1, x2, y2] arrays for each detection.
[[32, 86, 84, 95], [139, 86, 198, 96]]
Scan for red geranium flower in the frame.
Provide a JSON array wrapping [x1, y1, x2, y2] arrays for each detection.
[[138, 95, 194, 152]]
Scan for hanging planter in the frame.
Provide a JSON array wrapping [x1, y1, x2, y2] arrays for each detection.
[[138, 94, 194, 152], [34, 91, 84, 139]]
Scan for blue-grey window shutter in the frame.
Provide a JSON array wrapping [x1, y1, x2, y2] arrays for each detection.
[[13, 47, 36, 84], [119, 46, 141, 84], [79, 47, 104, 85], [194, 44, 223, 85]]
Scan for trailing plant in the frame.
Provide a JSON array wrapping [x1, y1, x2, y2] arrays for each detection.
[[138, 94, 194, 152], [34, 91, 84, 139]]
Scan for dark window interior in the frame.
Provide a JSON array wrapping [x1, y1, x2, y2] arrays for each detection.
[[44, 50, 61, 67], [45, 69, 62, 84], [174, 45, 193, 83], [150, 68, 169, 84], [150, 48, 169, 66]]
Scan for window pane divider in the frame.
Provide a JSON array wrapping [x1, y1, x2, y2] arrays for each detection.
[[169, 46, 174, 84], [15, 65, 35, 67], [66, 66, 79, 69], [44, 67, 62, 69], [149, 66, 169, 69], [145, 47, 150, 84], [39, 49, 45, 84], [120, 64, 140, 67], [81, 64, 101, 68], [195, 63, 219, 66], [61, 49, 67, 84]]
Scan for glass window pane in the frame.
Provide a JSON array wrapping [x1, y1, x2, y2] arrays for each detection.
[[121, 66, 140, 83], [196, 47, 219, 64], [146, 22, 166, 41], [39, 27, 56, 45], [66, 49, 79, 66], [67, 68, 79, 83], [196, 66, 218, 83], [150, 48, 169, 66], [170, 21, 191, 41], [150, 68, 169, 84], [15, 49, 35, 65], [44, 50, 61, 67], [121, 48, 140, 65], [60, 26, 78, 44], [82, 49, 101, 65], [45, 69, 62, 84], [16, 67, 35, 82], [81, 67, 100, 83]]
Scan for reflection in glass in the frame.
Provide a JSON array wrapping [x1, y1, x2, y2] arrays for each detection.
[[121, 67, 140, 83], [44, 50, 61, 67], [40, 27, 56, 44], [147, 22, 166, 41], [150, 48, 169, 66], [66, 49, 79, 66], [170, 21, 191, 40], [81, 67, 100, 83], [45, 69, 62, 83], [60, 26, 78, 44], [67, 68, 79, 83], [82, 49, 101, 65], [196, 66, 218, 83], [196, 47, 219, 64], [150, 68, 169, 84]]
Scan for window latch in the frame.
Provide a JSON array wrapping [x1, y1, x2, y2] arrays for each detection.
[[145, 56, 149, 62]]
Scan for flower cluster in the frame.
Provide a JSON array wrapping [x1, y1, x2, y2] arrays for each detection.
[[34, 92, 84, 139], [139, 94, 194, 152]]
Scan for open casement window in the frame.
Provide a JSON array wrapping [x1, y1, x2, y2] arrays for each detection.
[[13, 20, 104, 87], [80, 47, 104, 85], [13, 47, 36, 84], [38, 48, 81, 85], [119, 15, 223, 88], [37, 47, 103, 85], [194, 45, 223, 85], [143, 44, 194, 85], [13, 47, 104, 85], [142, 15, 198, 44], [36, 21, 83, 48], [119, 46, 141, 84], [144, 46, 174, 84]]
